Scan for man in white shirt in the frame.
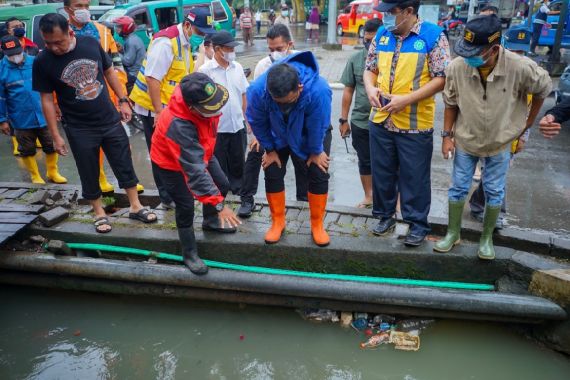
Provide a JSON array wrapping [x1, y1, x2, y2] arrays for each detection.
[[199, 30, 249, 195]]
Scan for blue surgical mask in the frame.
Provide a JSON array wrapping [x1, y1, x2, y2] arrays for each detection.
[[190, 33, 205, 51], [465, 56, 485, 68], [382, 13, 397, 31]]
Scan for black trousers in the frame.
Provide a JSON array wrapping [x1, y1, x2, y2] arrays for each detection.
[[157, 156, 229, 228], [64, 122, 138, 200], [214, 129, 247, 195], [264, 129, 332, 195], [140, 112, 173, 204], [530, 22, 543, 53], [241, 128, 332, 201], [350, 124, 371, 176], [14, 128, 55, 157]]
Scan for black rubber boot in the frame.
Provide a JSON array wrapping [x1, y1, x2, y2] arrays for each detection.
[[178, 227, 208, 275]]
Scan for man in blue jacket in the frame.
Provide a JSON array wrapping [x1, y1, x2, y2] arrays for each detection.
[[246, 51, 332, 247], [0, 36, 67, 184]]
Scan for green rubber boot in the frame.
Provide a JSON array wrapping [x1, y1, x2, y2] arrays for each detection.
[[434, 200, 465, 253], [478, 205, 502, 260]]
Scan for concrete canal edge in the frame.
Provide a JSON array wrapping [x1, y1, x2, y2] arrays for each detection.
[[1, 182, 570, 355]]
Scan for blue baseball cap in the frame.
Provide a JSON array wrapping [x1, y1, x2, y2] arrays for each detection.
[[185, 7, 215, 34], [502, 27, 531, 52]]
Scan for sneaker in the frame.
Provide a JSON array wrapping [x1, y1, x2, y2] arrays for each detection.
[[404, 233, 426, 247], [238, 198, 255, 218], [470, 210, 484, 223], [372, 218, 396, 236]]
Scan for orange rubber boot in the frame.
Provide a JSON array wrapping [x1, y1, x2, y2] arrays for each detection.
[[264, 191, 286, 244], [308, 192, 330, 247]]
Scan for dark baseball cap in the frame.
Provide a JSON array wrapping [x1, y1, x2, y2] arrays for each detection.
[[0, 35, 22, 56], [181, 72, 229, 114], [186, 7, 216, 34], [374, 0, 409, 12], [454, 14, 502, 58], [211, 30, 240, 47], [502, 26, 531, 52]]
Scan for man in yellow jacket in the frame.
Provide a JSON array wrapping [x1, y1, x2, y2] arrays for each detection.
[[64, 0, 142, 194]]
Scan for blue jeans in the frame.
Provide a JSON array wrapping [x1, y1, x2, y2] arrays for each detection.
[[449, 148, 510, 207]]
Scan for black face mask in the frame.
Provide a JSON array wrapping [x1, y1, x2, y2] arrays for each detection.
[[363, 39, 372, 51], [13, 27, 25, 38]]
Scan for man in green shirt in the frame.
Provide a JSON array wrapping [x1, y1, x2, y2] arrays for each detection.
[[339, 18, 383, 208]]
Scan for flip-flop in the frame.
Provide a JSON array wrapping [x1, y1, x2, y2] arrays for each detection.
[[94, 216, 112, 234], [129, 208, 157, 223], [356, 202, 373, 209]]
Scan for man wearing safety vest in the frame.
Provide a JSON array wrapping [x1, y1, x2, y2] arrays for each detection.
[[363, 0, 450, 247], [130, 8, 215, 209], [63, 0, 139, 194]]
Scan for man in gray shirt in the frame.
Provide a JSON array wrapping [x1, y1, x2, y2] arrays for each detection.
[[114, 16, 145, 93]]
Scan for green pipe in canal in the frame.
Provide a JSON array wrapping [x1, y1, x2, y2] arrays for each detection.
[[66, 243, 496, 291]]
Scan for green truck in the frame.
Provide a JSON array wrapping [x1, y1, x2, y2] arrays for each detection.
[[0, 3, 112, 49], [99, 0, 235, 47]]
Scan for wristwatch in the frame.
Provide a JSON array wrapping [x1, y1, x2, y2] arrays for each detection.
[[118, 97, 130, 104], [215, 202, 224, 212], [339, 118, 348, 124], [441, 130, 454, 138]]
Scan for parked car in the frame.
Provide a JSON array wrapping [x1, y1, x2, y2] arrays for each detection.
[[0, 3, 113, 50], [99, 0, 234, 48], [336, 0, 382, 38], [505, 0, 570, 51]]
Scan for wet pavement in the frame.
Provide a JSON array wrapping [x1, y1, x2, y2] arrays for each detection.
[[1, 25, 568, 238]]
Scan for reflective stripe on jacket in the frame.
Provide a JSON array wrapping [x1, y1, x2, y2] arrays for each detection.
[[370, 22, 441, 131], [130, 25, 194, 112]]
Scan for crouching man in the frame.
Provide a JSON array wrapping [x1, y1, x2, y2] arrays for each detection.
[[246, 51, 332, 247], [436, 15, 552, 260], [150, 73, 241, 274]]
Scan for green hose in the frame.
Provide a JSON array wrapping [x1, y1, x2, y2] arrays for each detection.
[[66, 243, 495, 291]]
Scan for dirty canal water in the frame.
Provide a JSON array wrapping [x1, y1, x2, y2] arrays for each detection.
[[1, 286, 569, 380]]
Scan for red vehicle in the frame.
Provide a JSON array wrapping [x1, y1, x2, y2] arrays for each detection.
[[336, 0, 383, 38]]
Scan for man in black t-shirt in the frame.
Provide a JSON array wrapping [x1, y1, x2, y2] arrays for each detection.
[[33, 13, 156, 233]]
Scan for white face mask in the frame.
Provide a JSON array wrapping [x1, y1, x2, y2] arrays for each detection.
[[271, 50, 288, 61], [223, 51, 236, 63], [7, 53, 24, 64], [73, 9, 91, 24]]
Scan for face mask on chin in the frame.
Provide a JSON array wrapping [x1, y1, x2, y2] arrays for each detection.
[[7, 53, 24, 64], [73, 9, 91, 25]]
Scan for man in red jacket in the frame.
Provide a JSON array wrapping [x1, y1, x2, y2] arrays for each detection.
[[151, 73, 241, 274]]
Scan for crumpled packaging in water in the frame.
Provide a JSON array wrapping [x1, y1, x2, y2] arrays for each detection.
[[359, 332, 390, 349], [389, 330, 421, 351]]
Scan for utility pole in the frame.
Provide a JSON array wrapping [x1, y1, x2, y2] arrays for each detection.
[[527, 0, 535, 29], [550, 0, 569, 63], [467, 0, 478, 20], [327, 0, 338, 45]]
